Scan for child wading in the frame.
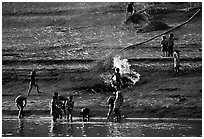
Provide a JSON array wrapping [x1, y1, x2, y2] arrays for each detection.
[[50, 92, 62, 122], [27, 69, 42, 96], [107, 92, 116, 120], [114, 91, 124, 122], [65, 95, 74, 122], [15, 95, 27, 118], [59, 95, 68, 118], [80, 107, 90, 122]]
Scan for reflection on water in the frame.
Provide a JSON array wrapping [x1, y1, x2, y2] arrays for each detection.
[[17, 119, 24, 136], [49, 121, 68, 137], [2, 116, 202, 137], [107, 122, 144, 137], [48, 120, 109, 137]]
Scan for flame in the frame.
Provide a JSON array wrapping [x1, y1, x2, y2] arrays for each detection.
[[113, 56, 140, 85]]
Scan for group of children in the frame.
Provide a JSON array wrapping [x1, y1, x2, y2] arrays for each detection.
[[50, 66, 124, 122], [50, 92, 90, 122], [160, 33, 175, 57], [15, 67, 124, 122], [107, 91, 124, 122], [15, 69, 42, 118], [14, 68, 89, 121], [161, 33, 180, 76], [15, 32, 180, 120], [50, 92, 74, 122], [51, 91, 91, 122], [107, 68, 124, 122]]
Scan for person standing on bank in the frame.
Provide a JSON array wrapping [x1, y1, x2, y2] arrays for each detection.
[[161, 35, 168, 57], [27, 69, 42, 96], [126, 2, 134, 18], [173, 50, 181, 76], [168, 33, 174, 57], [111, 68, 123, 91]]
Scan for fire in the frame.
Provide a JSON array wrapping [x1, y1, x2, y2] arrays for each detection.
[[113, 56, 140, 85]]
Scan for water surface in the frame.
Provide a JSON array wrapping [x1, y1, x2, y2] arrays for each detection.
[[2, 116, 202, 137]]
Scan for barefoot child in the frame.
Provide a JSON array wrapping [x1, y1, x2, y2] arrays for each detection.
[[59, 95, 68, 118], [50, 92, 62, 122], [111, 68, 123, 91], [114, 91, 124, 122], [27, 69, 42, 96], [80, 107, 90, 122], [15, 95, 27, 118], [126, 2, 134, 18], [107, 92, 116, 120], [65, 95, 74, 122], [168, 33, 174, 57], [161, 35, 168, 57], [173, 50, 180, 76]]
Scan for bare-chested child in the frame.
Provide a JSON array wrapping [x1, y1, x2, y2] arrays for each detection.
[[111, 68, 123, 91], [50, 92, 62, 122], [168, 33, 174, 57], [65, 95, 74, 122], [27, 69, 42, 96], [107, 92, 116, 120], [80, 107, 90, 122], [173, 50, 180, 76], [126, 2, 134, 18], [58, 95, 68, 118], [114, 91, 124, 122], [15, 95, 27, 118], [161, 35, 168, 57]]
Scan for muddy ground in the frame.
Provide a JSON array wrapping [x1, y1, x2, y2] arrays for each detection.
[[2, 2, 202, 118]]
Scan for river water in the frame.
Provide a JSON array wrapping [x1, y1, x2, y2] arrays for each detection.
[[2, 116, 202, 137]]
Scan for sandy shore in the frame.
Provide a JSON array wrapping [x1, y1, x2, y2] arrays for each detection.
[[2, 58, 202, 119], [2, 2, 202, 119]]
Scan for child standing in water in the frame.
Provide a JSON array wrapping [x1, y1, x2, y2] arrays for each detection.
[[15, 95, 27, 118], [114, 91, 124, 122], [65, 95, 74, 122], [107, 92, 116, 120], [80, 107, 90, 122], [59, 95, 68, 118], [50, 92, 62, 122]]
